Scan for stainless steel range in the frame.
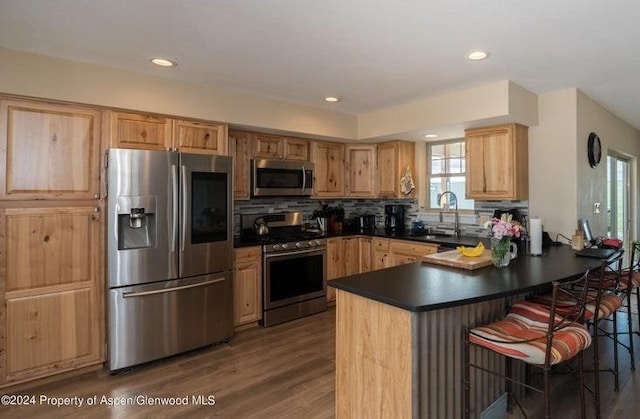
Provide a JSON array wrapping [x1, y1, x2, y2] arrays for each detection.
[[240, 212, 327, 327]]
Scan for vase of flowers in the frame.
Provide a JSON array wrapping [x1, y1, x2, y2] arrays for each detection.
[[486, 215, 522, 268]]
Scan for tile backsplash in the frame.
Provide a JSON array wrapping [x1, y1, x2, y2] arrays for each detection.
[[234, 198, 528, 238], [234, 198, 418, 235]]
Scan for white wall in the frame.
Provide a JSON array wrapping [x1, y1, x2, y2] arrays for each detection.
[[528, 89, 578, 238], [576, 90, 640, 240], [529, 89, 640, 241], [0, 47, 358, 140]]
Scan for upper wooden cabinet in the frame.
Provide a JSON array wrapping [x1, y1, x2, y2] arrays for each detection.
[[377, 140, 416, 199], [312, 141, 345, 198], [106, 111, 171, 150], [0, 99, 101, 200], [345, 145, 376, 198], [229, 130, 252, 200], [465, 123, 528, 200], [253, 133, 309, 161], [173, 119, 228, 155], [106, 110, 228, 155]]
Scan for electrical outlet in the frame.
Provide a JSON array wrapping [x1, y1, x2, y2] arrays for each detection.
[[593, 202, 601, 214]]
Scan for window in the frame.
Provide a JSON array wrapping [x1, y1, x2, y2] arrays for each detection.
[[427, 139, 474, 210]]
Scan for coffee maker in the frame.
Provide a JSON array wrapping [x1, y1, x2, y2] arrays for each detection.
[[384, 205, 406, 231]]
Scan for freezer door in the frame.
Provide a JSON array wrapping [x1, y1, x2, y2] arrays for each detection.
[[179, 153, 233, 278], [107, 272, 233, 371], [107, 148, 179, 287]]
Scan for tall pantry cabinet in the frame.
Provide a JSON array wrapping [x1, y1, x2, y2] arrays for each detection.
[[0, 98, 103, 387]]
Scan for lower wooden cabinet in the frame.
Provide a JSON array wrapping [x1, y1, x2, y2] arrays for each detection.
[[1, 206, 103, 386], [388, 240, 439, 267], [360, 237, 373, 273], [233, 247, 262, 326], [326, 238, 344, 302]]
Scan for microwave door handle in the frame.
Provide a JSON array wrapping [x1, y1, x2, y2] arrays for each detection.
[[170, 164, 178, 252], [181, 165, 187, 252], [301, 165, 306, 192]]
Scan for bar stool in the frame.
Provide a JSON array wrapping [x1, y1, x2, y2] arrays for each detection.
[[528, 251, 624, 418], [463, 269, 592, 419], [617, 241, 640, 369]]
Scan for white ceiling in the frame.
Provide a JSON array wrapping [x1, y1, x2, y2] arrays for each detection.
[[1, 0, 639, 134]]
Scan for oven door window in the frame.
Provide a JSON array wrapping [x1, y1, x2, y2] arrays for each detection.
[[191, 172, 228, 244], [267, 252, 325, 306]]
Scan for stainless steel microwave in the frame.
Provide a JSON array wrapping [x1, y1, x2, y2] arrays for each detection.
[[251, 159, 314, 197]]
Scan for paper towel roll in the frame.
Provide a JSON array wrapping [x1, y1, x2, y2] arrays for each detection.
[[530, 217, 543, 255]]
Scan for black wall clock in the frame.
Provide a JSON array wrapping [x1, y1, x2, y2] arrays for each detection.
[[588, 132, 601, 168]]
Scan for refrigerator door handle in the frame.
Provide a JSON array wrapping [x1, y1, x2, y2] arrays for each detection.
[[122, 277, 226, 298], [181, 165, 188, 252], [170, 164, 178, 252]]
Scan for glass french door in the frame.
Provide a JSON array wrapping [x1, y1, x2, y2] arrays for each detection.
[[607, 153, 631, 243]]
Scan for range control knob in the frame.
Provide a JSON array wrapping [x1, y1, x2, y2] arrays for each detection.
[[272, 244, 282, 251], [308, 240, 317, 247], [281, 243, 289, 250]]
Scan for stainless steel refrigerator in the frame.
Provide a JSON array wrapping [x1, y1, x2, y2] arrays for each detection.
[[106, 148, 233, 371]]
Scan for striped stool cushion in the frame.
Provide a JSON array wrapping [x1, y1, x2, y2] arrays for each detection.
[[529, 291, 622, 320], [585, 291, 622, 319], [619, 270, 640, 291], [469, 302, 591, 366]]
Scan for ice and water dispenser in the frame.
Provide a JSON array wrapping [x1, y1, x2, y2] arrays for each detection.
[[116, 196, 157, 250]]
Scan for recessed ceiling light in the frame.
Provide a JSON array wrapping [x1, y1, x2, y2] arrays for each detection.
[[324, 97, 340, 103], [424, 134, 439, 138], [467, 50, 489, 61], [149, 57, 178, 67]]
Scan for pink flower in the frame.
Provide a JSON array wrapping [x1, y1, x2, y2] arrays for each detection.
[[484, 215, 523, 240]]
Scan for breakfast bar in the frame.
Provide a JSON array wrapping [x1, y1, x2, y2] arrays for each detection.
[[329, 245, 602, 419]]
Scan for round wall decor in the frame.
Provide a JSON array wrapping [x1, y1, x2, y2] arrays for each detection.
[[587, 132, 601, 168]]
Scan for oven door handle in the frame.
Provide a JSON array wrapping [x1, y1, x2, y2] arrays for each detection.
[[264, 248, 325, 259]]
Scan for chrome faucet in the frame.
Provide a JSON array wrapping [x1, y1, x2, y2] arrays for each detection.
[[438, 190, 459, 237]]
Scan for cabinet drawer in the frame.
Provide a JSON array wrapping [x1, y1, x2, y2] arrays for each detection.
[[390, 240, 438, 256], [234, 246, 261, 262], [372, 238, 390, 252]]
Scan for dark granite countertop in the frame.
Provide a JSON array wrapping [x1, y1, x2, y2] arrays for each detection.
[[328, 244, 603, 312], [234, 228, 485, 249]]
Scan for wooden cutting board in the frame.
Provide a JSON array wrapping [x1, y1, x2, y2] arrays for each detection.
[[422, 249, 493, 270]]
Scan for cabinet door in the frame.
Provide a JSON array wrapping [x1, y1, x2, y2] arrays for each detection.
[[346, 145, 376, 198], [372, 251, 391, 270], [233, 247, 262, 326], [253, 134, 283, 159], [312, 141, 345, 198], [377, 142, 398, 197], [0, 99, 100, 200], [283, 138, 310, 161], [344, 238, 361, 276], [326, 238, 345, 301], [359, 237, 373, 273], [2, 206, 102, 384], [465, 124, 528, 200], [107, 111, 171, 151], [174, 120, 228, 155], [465, 132, 487, 197], [229, 130, 252, 200]]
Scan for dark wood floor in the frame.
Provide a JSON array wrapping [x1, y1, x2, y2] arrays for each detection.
[[2, 304, 640, 418]]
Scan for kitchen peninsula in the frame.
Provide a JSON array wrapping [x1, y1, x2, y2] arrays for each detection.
[[329, 245, 602, 418]]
